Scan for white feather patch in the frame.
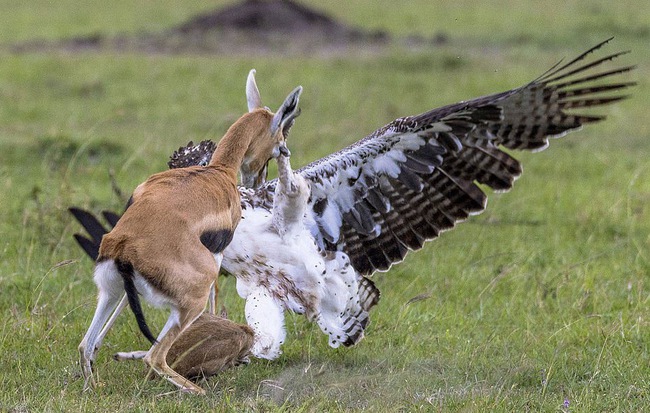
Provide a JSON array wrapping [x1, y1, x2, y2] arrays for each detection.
[[320, 202, 342, 242], [372, 154, 401, 178]]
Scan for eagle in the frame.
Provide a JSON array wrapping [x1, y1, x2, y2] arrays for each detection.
[[70, 38, 634, 360]]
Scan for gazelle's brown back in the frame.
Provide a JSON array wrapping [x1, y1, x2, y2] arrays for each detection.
[[98, 165, 240, 276]]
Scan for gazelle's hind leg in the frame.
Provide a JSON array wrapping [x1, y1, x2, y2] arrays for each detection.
[[95, 294, 149, 361], [94, 294, 149, 361], [78, 261, 125, 391], [143, 302, 206, 394], [94, 294, 128, 357]]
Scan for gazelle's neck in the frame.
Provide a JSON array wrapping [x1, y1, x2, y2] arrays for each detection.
[[209, 112, 265, 176]]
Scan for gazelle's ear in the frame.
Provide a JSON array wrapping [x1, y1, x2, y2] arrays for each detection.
[[246, 69, 262, 112], [271, 86, 302, 138]]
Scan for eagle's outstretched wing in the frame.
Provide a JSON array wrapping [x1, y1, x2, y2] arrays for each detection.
[[293, 38, 635, 275], [71, 39, 634, 278]]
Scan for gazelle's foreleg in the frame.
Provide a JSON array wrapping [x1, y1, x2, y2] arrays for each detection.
[[208, 283, 216, 315], [207, 253, 222, 315]]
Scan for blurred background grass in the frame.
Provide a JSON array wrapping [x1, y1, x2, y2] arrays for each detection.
[[0, 1, 648, 411]]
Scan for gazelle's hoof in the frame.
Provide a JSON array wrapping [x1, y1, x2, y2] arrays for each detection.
[[82, 375, 97, 392]]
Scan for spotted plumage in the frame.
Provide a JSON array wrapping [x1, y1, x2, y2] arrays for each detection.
[[71, 39, 634, 360]]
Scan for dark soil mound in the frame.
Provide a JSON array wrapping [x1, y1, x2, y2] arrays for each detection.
[[11, 0, 442, 55], [152, 0, 389, 54], [174, 0, 363, 37]]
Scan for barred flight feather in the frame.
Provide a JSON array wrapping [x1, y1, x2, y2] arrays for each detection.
[[297, 38, 634, 274]]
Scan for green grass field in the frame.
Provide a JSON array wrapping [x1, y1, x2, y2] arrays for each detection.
[[1, 1, 649, 411]]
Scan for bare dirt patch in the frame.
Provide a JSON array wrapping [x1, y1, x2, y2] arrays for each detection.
[[11, 0, 446, 55]]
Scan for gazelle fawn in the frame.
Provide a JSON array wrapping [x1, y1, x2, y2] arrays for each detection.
[[78, 70, 302, 395], [113, 312, 254, 381], [165, 313, 254, 380]]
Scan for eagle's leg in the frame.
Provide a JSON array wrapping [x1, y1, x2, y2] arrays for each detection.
[[273, 154, 310, 238], [276, 153, 300, 195], [244, 287, 286, 360]]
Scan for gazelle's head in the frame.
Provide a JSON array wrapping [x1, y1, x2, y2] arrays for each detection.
[[240, 69, 302, 188]]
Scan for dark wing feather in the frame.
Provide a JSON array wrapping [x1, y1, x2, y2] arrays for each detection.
[[73, 233, 101, 261], [69, 207, 109, 244], [69, 207, 112, 261], [296, 38, 634, 275], [442, 146, 522, 191], [102, 210, 121, 228]]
